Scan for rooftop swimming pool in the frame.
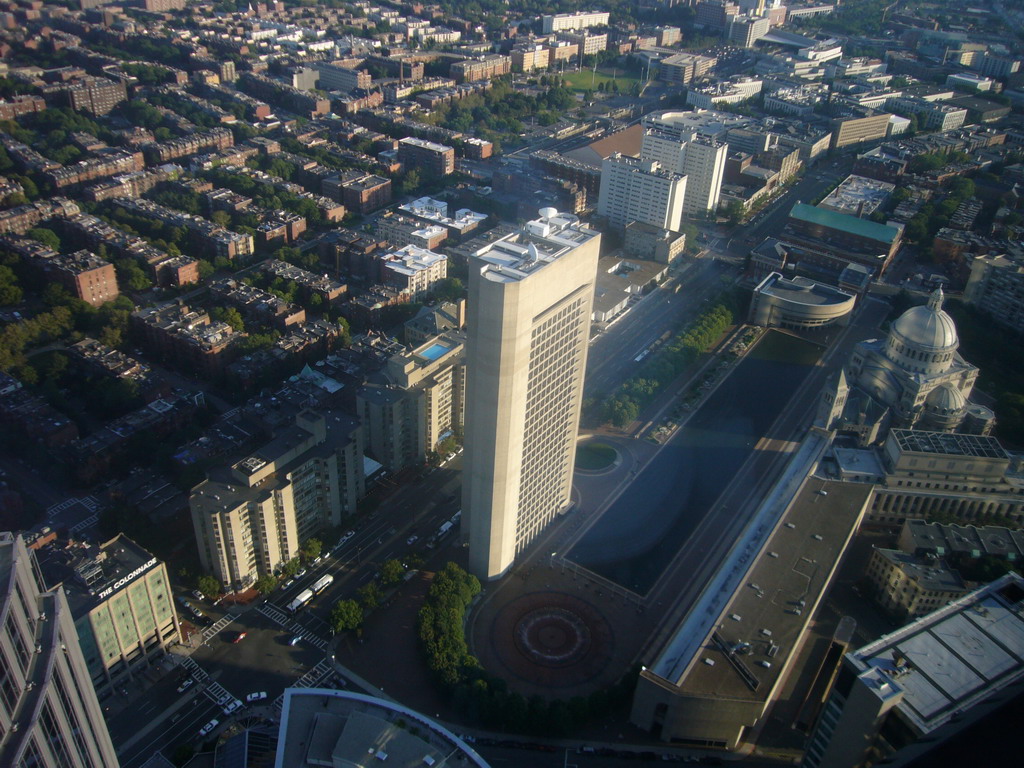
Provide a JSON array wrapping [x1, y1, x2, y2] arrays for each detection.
[[419, 342, 452, 361]]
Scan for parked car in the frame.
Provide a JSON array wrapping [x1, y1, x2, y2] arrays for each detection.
[[288, 635, 302, 646], [282, 578, 295, 590], [406, 535, 419, 546], [222, 698, 243, 715], [246, 691, 268, 703], [295, 568, 307, 579], [198, 719, 219, 737], [191, 590, 204, 601], [176, 678, 194, 694]]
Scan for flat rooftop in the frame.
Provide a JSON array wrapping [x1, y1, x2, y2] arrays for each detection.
[[848, 573, 1024, 735], [35, 534, 162, 618], [275, 689, 488, 768], [891, 429, 1009, 460], [661, 478, 870, 700], [476, 211, 596, 283], [756, 273, 855, 307], [818, 174, 895, 217], [790, 203, 900, 245]]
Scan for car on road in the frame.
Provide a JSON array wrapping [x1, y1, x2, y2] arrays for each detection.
[[222, 698, 243, 715], [176, 678, 194, 694], [246, 691, 268, 703], [406, 535, 418, 546], [229, 631, 247, 644], [198, 719, 219, 737]]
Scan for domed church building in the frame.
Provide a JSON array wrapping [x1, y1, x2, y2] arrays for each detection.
[[818, 288, 995, 445]]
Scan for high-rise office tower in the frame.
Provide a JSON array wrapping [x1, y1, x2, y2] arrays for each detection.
[[597, 153, 687, 233], [0, 532, 120, 768], [463, 209, 600, 580]]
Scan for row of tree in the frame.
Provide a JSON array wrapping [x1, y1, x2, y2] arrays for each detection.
[[330, 557, 417, 634], [603, 301, 735, 427]]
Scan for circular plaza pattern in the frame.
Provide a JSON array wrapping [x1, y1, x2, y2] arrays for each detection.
[[488, 591, 615, 689], [514, 607, 592, 667]]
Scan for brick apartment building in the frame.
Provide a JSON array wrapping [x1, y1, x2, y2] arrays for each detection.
[[398, 137, 455, 176], [332, 172, 392, 214]]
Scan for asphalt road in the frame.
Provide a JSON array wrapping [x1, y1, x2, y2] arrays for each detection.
[[584, 258, 737, 398], [727, 157, 855, 256], [112, 458, 468, 765]]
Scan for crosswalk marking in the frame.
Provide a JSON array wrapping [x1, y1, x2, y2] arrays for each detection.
[[257, 604, 328, 650], [201, 613, 238, 641], [70, 514, 98, 534]]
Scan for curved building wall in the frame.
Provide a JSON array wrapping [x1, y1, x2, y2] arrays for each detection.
[[750, 273, 856, 329]]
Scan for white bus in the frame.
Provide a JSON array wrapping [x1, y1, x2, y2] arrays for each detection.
[[429, 521, 454, 548], [287, 588, 314, 613], [310, 574, 334, 595]]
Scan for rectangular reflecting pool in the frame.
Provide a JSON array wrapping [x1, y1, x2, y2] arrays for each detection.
[[567, 330, 823, 595]]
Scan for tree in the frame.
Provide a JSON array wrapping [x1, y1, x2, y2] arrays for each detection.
[[209, 306, 245, 332], [281, 558, 301, 578], [255, 574, 277, 595], [433, 277, 464, 302], [27, 227, 61, 251], [301, 537, 322, 562], [197, 574, 221, 599], [725, 200, 745, 227], [330, 599, 363, 633], [380, 558, 405, 586], [114, 258, 153, 292], [358, 581, 382, 611]]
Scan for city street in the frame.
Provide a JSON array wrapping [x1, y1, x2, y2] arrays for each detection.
[[726, 157, 855, 256], [585, 258, 736, 398], [111, 458, 467, 765]]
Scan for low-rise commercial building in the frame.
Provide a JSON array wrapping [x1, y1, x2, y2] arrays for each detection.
[[864, 547, 966, 621], [37, 534, 180, 696], [785, 203, 902, 273], [750, 272, 856, 329]]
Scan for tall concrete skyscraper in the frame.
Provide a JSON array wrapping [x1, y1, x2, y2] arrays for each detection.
[[0, 532, 120, 768], [463, 209, 600, 580]]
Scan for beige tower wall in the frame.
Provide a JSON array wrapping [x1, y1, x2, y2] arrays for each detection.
[[464, 227, 599, 580]]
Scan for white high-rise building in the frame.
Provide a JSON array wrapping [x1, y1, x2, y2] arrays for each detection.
[[463, 209, 600, 581], [597, 153, 687, 233], [679, 138, 728, 216], [640, 130, 728, 216]]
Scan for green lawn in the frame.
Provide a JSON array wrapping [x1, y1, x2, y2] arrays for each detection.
[[562, 68, 641, 92], [575, 441, 618, 470]]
